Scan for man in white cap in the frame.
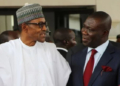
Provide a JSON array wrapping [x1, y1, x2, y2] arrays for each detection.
[[0, 3, 71, 86]]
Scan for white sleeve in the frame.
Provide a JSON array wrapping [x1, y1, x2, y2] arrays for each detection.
[[0, 44, 12, 86], [52, 44, 71, 86]]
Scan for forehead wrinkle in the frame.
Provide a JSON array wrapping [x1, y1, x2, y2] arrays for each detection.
[[84, 18, 99, 29]]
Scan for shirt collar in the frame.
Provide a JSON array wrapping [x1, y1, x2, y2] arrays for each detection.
[[57, 47, 68, 52], [88, 40, 109, 54]]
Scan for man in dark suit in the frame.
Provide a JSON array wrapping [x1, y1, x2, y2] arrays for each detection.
[[67, 11, 120, 86], [53, 28, 77, 58]]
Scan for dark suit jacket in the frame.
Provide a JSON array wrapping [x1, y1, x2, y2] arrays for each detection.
[[66, 43, 86, 62], [110, 41, 120, 48], [66, 41, 120, 63], [67, 42, 120, 86], [57, 49, 67, 59]]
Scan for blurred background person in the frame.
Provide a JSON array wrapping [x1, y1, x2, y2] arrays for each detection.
[[0, 30, 19, 44], [53, 28, 77, 58], [44, 26, 53, 42], [116, 34, 120, 43], [45, 32, 53, 42]]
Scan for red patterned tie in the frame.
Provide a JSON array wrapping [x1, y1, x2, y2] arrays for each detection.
[[83, 49, 97, 86]]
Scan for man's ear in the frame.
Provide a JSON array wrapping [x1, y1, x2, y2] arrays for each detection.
[[103, 30, 109, 37], [21, 23, 28, 33]]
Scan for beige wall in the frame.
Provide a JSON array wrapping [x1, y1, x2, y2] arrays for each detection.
[[109, 22, 120, 41], [96, 0, 120, 41], [0, 0, 95, 6], [96, 0, 120, 22]]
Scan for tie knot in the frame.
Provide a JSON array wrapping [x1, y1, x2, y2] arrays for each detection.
[[91, 49, 97, 56]]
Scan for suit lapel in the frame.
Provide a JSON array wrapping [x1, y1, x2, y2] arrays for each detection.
[[88, 42, 115, 86], [76, 48, 88, 86]]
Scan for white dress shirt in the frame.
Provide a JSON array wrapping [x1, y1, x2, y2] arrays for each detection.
[[83, 40, 109, 73], [57, 47, 68, 52]]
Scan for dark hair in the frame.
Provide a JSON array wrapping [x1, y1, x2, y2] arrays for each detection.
[[89, 11, 110, 20], [89, 11, 112, 30], [53, 28, 73, 44], [117, 34, 120, 39], [1, 30, 10, 35], [0, 30, 14, 44], [0, 34, 9, 44]]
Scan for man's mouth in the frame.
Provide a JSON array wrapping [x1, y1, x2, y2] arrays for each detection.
[[82, 37, 88, 42], [40, 32, 46, 35]]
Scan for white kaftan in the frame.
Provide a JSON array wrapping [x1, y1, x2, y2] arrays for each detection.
[[0, 38, 71, 86]]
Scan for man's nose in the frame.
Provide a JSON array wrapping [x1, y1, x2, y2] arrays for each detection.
[[42, 25, 47, 31], [81, 28, 88, 35]]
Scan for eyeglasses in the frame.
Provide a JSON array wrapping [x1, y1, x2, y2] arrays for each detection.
[[25, 22, 48, 29]]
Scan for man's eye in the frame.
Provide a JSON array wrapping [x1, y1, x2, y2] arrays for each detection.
[[39, 23, 43, 25]]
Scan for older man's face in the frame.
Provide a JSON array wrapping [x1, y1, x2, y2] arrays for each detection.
[[81, 17, 106, 48], [25, 18, 47, 42]]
